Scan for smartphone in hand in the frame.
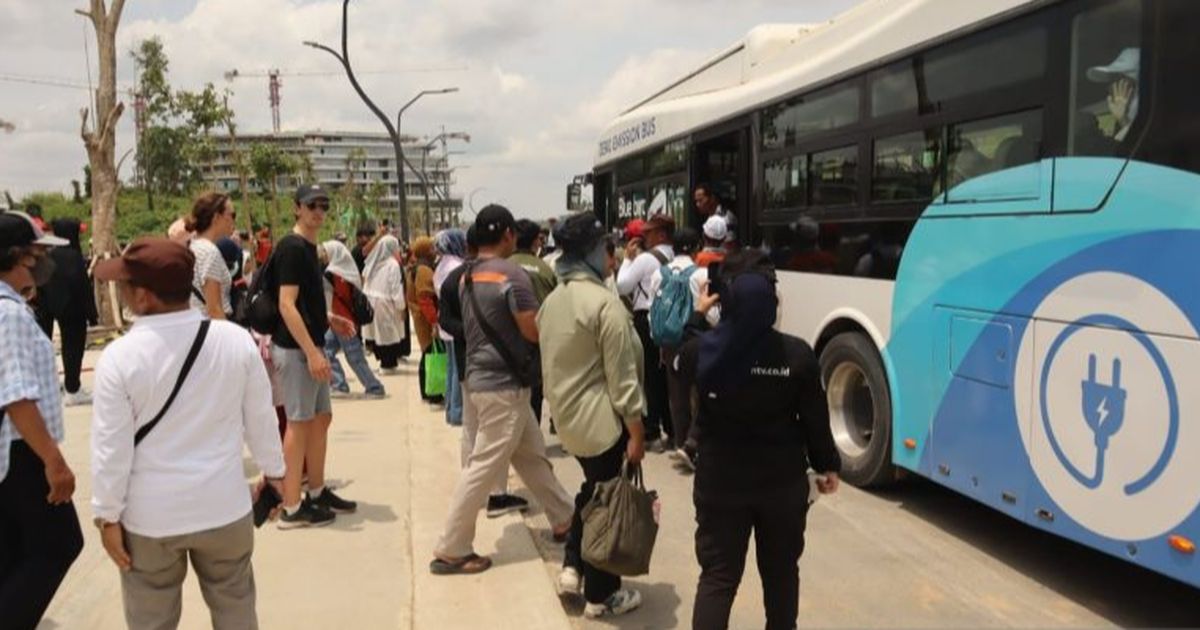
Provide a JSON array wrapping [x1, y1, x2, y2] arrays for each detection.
[[707, 261, 725, 298]]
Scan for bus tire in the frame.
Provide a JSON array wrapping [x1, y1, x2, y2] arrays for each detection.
[[819, 332, 896, 488]]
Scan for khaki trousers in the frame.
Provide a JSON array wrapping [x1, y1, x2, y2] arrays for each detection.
[[436, 387, 574, 558], [121, 513, 257, 630], [459, 382, 507, 496]]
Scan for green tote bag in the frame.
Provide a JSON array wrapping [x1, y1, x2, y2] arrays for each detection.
[[423, 339, 448, 398]]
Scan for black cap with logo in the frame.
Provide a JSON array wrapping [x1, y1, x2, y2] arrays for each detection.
[[294, 184, 331, 206]]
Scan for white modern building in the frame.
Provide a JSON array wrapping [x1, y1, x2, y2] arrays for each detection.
[[205, 130, 461, 222]]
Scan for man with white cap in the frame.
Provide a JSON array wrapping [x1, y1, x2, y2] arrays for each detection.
[[1087, 47, 1140, 142], [696, 215, 728, 268], [0, 210, 82, 630]]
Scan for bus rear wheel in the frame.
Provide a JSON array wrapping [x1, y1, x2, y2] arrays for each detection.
[[820, 332, 896, 487]]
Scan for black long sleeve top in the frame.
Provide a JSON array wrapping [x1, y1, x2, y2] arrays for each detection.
[[674, 330, 841, 499], [438, 263, 468, 378]]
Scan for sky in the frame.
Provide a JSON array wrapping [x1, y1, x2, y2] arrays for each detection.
[[0, 0, 862, 220]]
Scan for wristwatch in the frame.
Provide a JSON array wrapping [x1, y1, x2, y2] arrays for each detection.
[[93, 517, 119, 531]]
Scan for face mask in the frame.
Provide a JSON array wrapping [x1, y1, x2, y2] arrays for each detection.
[[28, 254, 56, 286]]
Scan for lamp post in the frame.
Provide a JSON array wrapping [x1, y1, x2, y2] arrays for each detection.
[[303, 0, 458, 243]]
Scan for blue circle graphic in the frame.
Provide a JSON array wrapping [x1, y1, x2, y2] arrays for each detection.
[[1038, 314, 1180, 496]]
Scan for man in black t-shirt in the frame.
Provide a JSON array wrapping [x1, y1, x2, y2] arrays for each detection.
[[271, 184, 358, 529]]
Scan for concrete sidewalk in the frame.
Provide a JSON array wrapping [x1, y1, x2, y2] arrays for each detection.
[[42, 353, 572, 630]]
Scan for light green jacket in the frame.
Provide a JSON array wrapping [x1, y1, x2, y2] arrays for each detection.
[[537, 271, 645, 457]]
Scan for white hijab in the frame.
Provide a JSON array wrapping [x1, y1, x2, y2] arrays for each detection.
[[363, 235, 401, 284], [322, 240, 362, 289]]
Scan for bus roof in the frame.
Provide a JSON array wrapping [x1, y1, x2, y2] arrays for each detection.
[[594, 0, 1040, 167]]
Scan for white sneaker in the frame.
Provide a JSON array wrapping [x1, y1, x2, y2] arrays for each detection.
[[557, 566, 581, 597], [584, 588, 642, 619], [63, 389, 92, 407]]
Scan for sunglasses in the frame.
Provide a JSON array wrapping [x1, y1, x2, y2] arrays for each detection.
[[307, 202, 330, 212]]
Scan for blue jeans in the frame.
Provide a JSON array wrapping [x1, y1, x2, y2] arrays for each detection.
[[445, 341, 462, 426], [324, 330, 386, 395]]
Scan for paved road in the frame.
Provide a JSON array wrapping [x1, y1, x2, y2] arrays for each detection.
[[38, 349, 1199, 628], [531, 429, 1200, 629]]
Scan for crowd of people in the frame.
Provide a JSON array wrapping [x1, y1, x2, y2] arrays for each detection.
[[0, 180, 842, 630]]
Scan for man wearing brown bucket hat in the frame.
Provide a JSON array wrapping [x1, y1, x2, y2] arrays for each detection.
[[91, 237, 285, 629]]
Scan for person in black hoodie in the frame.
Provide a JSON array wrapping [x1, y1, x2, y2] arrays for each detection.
[[36, 219, 97, 407], [674, 251, 841, 630]]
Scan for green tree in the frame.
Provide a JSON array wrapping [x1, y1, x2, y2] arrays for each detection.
[[250, 142, 296, 235]]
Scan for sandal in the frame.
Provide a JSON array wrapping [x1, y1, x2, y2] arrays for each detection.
[[430, 553, 492, 575]]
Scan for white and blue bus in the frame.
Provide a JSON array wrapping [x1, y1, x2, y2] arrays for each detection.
[[587, 0, 1199, 587]]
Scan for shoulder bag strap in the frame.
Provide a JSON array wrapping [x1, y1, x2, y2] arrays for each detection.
[[634, 250, 669, 306], [134, 320, 211, 447], [192, 285, 207, 305], [463, 262, 532, 387]]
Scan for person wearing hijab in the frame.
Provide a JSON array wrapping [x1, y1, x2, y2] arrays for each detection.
[[433, 229, 468, 425], [322, 240, 386, 398], [673, 251, 841, 630], [361, 235, 408, 372], [538, 213, 648, 617], [407, 236, 440, 402], [35, 218, 98, 407]]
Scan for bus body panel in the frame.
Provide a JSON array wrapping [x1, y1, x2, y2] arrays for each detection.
[[775, 272, 893, 350], [886, 158, 1200, 586]]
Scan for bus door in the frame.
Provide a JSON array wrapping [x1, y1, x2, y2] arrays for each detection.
[[691, 123, 750, 232]]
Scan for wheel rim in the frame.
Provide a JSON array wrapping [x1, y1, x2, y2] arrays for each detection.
[[827, 361, 875, 459]]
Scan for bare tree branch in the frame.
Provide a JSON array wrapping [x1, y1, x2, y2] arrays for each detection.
[[74, 9, 94, 20], [109, 0, 127, 24], [79, 108, 92, 142], [97, 102, 124, 145]]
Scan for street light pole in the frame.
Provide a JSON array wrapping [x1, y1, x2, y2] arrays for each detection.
[[303, 0, 457, 243]]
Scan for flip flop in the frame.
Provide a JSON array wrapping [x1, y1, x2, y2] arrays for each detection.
[[430, 553, 492, 575]]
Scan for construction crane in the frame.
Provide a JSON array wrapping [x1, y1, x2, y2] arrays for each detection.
[[224, 65, 467, 134]]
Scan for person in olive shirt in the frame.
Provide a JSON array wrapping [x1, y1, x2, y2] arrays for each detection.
[[509, 219, 558, 425], [509, 219, 557, 303], [673, 251, 841, 630], [538, 213, 646, 619]]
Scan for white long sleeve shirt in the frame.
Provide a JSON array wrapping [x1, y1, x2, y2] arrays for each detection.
[[91, 309, 285, 538], [616, 244, 674, 312]]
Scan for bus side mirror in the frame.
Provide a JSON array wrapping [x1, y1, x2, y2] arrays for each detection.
[[566, 182, 583, 211]]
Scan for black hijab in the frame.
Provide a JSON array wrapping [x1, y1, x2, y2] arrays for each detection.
[[697, 271, 778, 394]]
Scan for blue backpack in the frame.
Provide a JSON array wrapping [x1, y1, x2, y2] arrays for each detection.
[[650, 264, 698, 348]]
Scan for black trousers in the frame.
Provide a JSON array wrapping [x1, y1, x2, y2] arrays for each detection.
[[693, 481, 810, 630], [564, 433, 626, 604], [662, 346, 699, 451], [632, 311, 669, 441], [0, 441, 84, 630], [530, 382, 544, 425], [36, 312, 88, 394]]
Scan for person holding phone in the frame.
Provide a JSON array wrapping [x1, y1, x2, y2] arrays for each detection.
[[673, 251, 841, 630]]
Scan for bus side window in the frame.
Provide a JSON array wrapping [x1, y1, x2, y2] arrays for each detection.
[[1067, 0, 1143, 156], [944, 109, 1044, 202], [1056, 0, 1143, 212]]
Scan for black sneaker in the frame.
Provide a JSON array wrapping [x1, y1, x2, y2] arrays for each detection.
[[486, 494, 529, 518], [312, 487, 358, 514], [277, 499, 336, 529]]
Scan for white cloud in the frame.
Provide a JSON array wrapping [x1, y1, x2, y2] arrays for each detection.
[[1, 0, 863, 220]]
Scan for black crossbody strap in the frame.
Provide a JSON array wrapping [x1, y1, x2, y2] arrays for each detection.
[[192, 285, 206, 305], [134, 320, 211, 447], [463, 263, 531, 387]]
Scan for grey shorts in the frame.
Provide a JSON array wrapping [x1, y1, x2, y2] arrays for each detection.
[[271, 344, 332, 421]]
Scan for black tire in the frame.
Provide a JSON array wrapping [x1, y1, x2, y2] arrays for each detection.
[[819, 332, 896, 487]]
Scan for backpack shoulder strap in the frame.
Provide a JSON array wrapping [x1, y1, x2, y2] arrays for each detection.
[[134, 320, 211, 447], [648, 248, 669, 265], [463, 262, 532, 387]]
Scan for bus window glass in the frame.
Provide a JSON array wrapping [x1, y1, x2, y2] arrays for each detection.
[[616, 156, 646, 186], [648, 140, 688, 177], [666, 181, 688, 225], [873, 130, 943, 202], [946, 110, 1043, 191], [870, 62, 919, 117], [1068, 0, 1143, 156], [764, 155, 807, 210], [760, 219, 913, 279], [763, 85, 859, 150], [924, 25, 1047, 106], [811, 146, 858, 206]]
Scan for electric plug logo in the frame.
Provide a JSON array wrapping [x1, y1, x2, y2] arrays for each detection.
[[1079, 355, 1127, 488], [1013, 272, 1200, 540]]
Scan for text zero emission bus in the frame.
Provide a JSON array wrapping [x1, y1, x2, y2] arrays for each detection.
[[586, 0, 1200, 588]]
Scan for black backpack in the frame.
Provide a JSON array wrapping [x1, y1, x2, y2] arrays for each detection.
[[328, 272, 375, 326], [237, 253, 279, 335]]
